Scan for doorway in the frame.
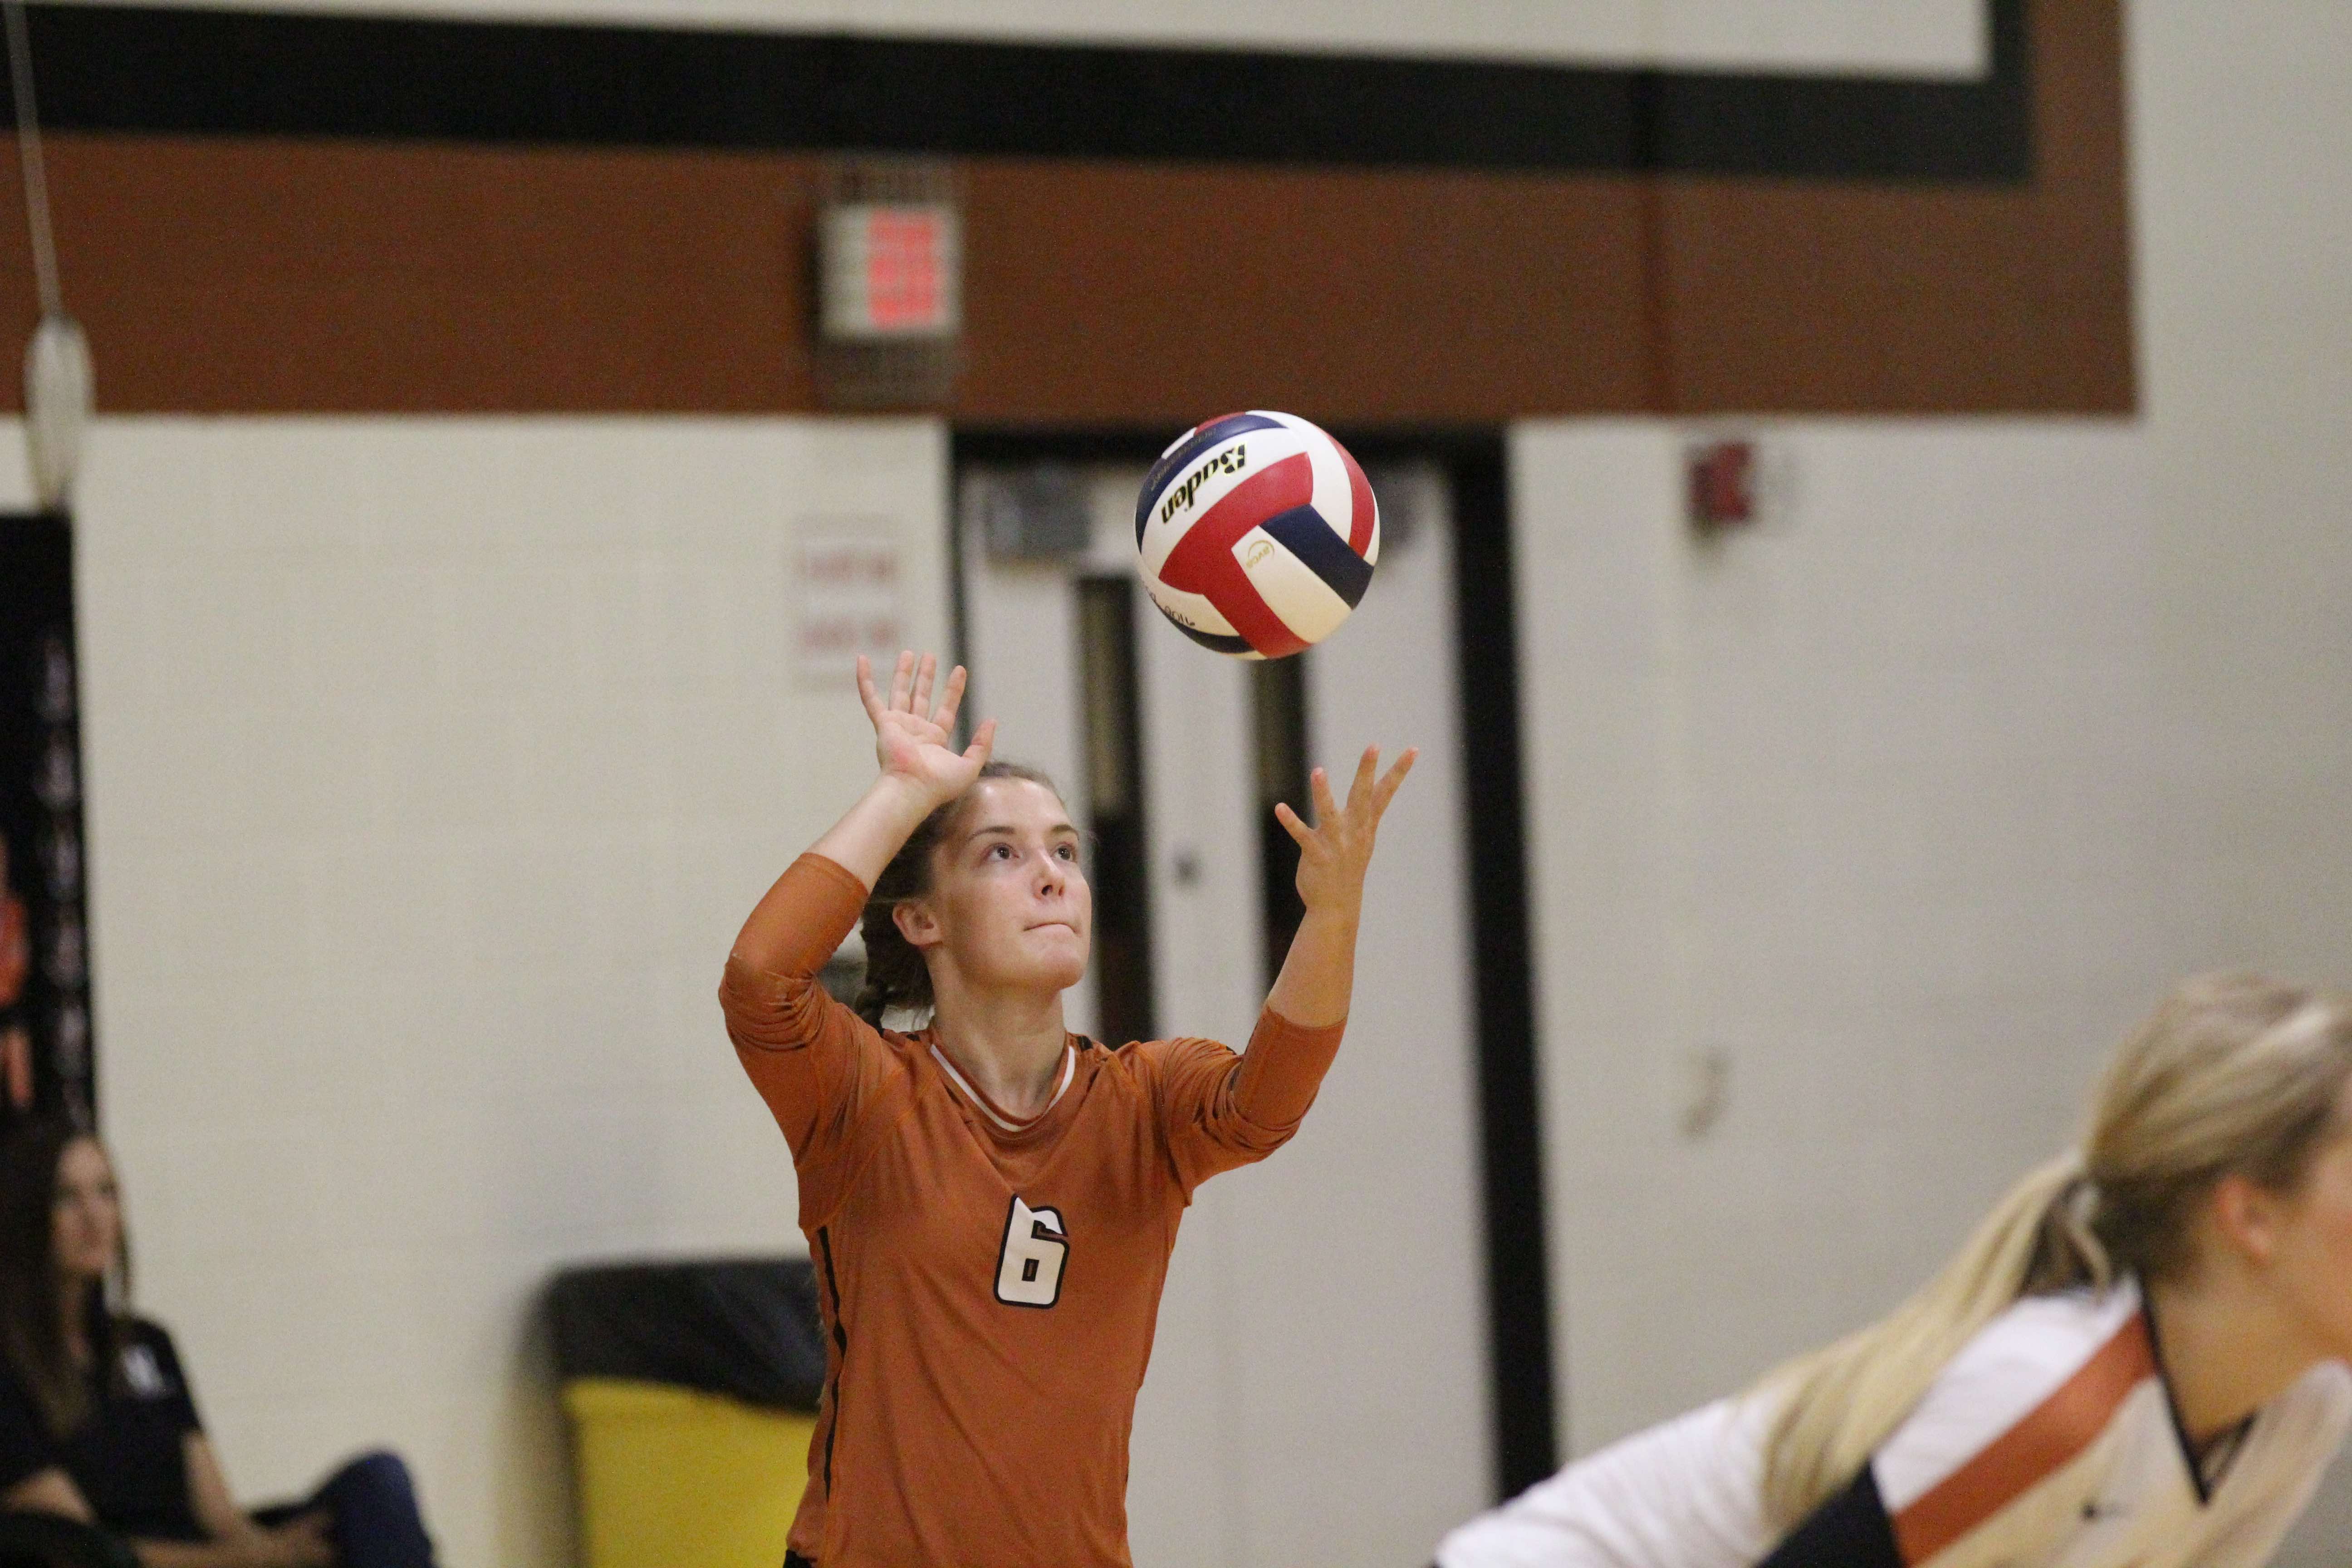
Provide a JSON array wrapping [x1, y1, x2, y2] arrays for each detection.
[[952, 431, 1518, 1565]]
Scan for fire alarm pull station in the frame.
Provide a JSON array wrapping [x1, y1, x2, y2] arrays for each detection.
[[1686, 438, 1759, 533]]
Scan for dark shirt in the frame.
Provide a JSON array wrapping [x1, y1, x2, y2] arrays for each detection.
[[0, 1317, 205, 1541]]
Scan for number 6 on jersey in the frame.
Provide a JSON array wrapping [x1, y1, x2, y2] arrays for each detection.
[[995, 1196, 1068, 1308]]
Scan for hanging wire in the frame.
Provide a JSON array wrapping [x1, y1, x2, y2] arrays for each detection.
[[2, 0, 59, 318]]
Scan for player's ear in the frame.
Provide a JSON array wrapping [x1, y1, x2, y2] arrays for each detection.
[[893, 897, 944, 951], [2208, 1171, 2284, 1268]]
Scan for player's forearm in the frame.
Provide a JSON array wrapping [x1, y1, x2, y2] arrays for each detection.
[[1226, 999, 1348, 1135], [732, 776, 928, 972], [810, 773, 940, 887], [1264, 902, 1361, 1028]]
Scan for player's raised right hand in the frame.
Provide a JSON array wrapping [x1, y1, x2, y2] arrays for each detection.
[[858, 651, 997, 814]]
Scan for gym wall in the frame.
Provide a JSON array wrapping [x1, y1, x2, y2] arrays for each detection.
[[1516, 13, 2352, 1567], [3, 1, 2347, 1565], [38, 417, 947, 1565]]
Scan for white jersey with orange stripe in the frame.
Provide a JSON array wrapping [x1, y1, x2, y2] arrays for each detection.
[[1436, 1281, 2352, 1568]]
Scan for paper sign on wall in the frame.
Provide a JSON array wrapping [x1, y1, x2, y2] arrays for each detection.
[[797, 527, 904, 687]]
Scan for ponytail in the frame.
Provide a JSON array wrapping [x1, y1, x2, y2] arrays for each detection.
[[1759, 972, 2352, 1528], [851, 761, 1062, 1028], [1757, 1154, 2106, 1524]]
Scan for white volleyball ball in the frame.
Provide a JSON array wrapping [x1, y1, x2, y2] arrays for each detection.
[[1134, 411, 1380, 660]]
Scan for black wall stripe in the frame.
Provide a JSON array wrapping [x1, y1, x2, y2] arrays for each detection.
[[1441, 435, 1558, 1496], [11, 1, 2025, 179]]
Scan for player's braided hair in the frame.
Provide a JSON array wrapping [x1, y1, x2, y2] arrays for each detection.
[[853, 761, 1063, 1029], [1759, 971, 2352, 1528]]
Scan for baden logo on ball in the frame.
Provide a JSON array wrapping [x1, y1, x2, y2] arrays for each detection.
[[1134, 412, 1380, 660]]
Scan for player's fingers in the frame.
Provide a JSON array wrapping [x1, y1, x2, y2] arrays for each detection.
[[888, 650, 915, 710], [1371, 747, 1419, 818], [934, 664, 969, 730], [911, 652, 937, 716], [1344, 745, 1380, 814], [856, 654, 885, 721], [963, 716, 998, 768], [1309, 765, 1338, 826], [1273, 799, 1315, 849]]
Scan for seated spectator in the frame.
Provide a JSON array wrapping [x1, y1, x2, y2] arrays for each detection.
[[0, 1119, 438, 1568]]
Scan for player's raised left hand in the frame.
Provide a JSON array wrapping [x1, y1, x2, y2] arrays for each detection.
[[857, 650, 996, 815], [1275, 745, 1417, 920]]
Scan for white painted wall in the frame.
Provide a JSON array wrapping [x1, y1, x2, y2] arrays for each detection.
[[44, 0, 1988, 75], [2131, 5, 2352, 1557], [43, 416, 947, 1568], [1515, 419, 2162, 1448], [2128, 0, 2352, 1011], [1511, 11, 2352, 1563]]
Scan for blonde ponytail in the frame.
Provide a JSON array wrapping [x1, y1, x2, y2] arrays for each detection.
[[1757, 1154, 2107, 1524], [1758, 972, 2352, 1529]]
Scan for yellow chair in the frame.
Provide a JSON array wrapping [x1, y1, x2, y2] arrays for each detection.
[[549, 1259, 827, 1568], [564, 1376, 817, 1568]]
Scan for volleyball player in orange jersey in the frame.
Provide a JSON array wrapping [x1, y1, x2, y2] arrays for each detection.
[[722, 650, 1414, 1568]]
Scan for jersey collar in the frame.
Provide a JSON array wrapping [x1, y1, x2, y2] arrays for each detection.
[[928, 1040, 1077, 1133]]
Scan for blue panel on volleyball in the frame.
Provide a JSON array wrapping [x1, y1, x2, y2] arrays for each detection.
[[1136, 412, 1287, 545], [1165, 621, 1256, 656], [1258, 505, 1375, 608]]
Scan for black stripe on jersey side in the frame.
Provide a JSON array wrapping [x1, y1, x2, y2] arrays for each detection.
[[1757, 1466, 1904, 1568], [3, 2, 2027, 181], [817, 1225, 848, 1496]]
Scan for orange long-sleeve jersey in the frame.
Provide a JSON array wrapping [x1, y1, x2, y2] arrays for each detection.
[[719, 853, 1346, 1568]]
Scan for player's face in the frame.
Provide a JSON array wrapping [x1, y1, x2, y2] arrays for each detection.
[[52, 1135, 121, 1284], [2263, 1081, 2352, 1362], [928, 779, 1092, 995]]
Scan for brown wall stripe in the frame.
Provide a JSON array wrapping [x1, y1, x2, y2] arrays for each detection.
[[0, 0, 2128, 421]]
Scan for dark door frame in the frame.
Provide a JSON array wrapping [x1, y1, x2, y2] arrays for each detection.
[[950, 426, 1556, 1497]]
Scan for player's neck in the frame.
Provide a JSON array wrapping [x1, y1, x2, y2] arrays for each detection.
[[930, 985, 1070, 1120], [2147, 1269, 2319, 1446]]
